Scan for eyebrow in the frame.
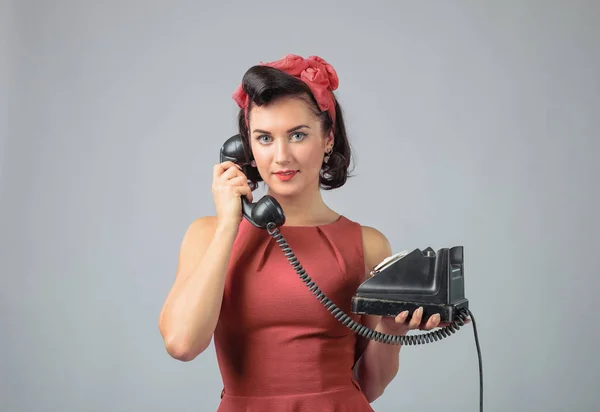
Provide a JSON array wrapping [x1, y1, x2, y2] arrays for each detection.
[[252, 125, 310, 134]]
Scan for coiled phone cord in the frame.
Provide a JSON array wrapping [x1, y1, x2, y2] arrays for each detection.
[[267, 222, 483, 412]]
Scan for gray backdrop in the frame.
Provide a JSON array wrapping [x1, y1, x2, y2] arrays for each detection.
[[2, 1, 598, 411]]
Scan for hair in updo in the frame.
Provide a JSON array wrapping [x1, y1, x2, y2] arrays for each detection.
[[236, 65, 353, 191]]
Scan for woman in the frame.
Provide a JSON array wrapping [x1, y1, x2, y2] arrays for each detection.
[[158, 54, 442, 411]]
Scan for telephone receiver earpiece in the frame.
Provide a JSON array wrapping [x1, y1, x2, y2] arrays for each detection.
[[220, 134, 286, 229]]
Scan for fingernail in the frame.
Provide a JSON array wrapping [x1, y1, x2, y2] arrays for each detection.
[[433, 314, 440, 321], [418, 306, 423, 314]]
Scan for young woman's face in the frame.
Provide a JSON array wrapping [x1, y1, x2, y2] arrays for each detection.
[[248, 96, 332, 197]]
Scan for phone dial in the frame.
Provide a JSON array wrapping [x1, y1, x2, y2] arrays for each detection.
[[220, 134, 483, 411]]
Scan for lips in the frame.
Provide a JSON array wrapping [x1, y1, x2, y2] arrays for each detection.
[[273, 170, 299, 181]]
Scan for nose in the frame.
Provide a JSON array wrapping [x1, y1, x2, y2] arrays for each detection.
[[274, 139, 291, 165]]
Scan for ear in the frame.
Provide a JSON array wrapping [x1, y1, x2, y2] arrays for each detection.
[[326, 131, 334, 149]]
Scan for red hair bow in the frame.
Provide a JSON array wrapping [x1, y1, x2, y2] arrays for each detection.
[[232, 54, 339, 125]]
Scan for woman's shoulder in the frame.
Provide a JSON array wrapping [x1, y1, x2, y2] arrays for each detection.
[[341, 216, 393, 272], [183, 215, 219, 238], [178, 216, 229, 261], [360, 225, 393, 271]]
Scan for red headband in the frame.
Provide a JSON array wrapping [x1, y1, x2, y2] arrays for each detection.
[[232, 54, 339, 126]]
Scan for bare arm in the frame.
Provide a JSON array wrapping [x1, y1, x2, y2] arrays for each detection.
[[353, 226, 441, 402], [353, 226, 396, 402], [158, 161, 252, 362], [158, 217, 238, 361]]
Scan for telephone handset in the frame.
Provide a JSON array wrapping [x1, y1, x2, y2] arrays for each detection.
[[220, 134, 286, 229], [220, 134, 483, 411]]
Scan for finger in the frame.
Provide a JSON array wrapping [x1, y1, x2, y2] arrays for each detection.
[[408, 306, 423, 329], [213, 162, 231, 179], [421, 314, 441, 331], [220, 164, 242, 181], [213, 161, 241, 180], [394, 311, 409, 324], [236, 185, 253, 202], [221, 160, 241, 169], [227, 175, 247, 186], [212, 176, 245, 195], [244, 189, 253, 203]]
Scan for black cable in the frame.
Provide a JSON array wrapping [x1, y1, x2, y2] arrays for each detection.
[[467, 308, 483, 412], [267, 222, 483, 411]]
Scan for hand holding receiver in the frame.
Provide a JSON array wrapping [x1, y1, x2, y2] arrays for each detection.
[[211, 160, 253, 232]]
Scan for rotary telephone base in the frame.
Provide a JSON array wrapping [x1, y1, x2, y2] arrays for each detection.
[[352, 246, 470, 324], [220, 134, 483, 411]]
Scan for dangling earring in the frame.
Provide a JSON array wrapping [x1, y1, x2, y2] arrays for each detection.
[[324, 147, 333, 163]]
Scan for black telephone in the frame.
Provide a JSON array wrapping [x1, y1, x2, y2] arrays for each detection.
[[220, 134, 483, 410]]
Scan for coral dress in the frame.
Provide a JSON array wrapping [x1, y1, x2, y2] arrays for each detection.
[[213, 215, 375, 412]]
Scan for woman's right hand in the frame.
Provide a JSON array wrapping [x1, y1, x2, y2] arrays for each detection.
[[212, 161, 253, 231]]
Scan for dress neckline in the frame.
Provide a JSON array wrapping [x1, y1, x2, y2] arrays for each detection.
[[242, 215, 347, 232], [282, 214, 345, 229]]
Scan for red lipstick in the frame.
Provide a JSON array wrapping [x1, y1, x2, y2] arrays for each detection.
[[274, 170, 298, 181]]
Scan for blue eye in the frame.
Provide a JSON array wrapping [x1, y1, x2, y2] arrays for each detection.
[[256, 135, 272, 144], [254, 132, 306, 144], [291, 132, 307, 141]]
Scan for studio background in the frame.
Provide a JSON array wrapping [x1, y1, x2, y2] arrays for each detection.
[[1, 1, 598, 411]]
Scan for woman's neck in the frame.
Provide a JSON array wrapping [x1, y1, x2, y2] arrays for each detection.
[[266, 187, 338, 227]]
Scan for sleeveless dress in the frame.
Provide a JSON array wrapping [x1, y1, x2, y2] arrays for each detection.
[[213, 215, 375, 412]]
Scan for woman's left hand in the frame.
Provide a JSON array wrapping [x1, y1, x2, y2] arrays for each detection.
[[377, 307, 443, 336]]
